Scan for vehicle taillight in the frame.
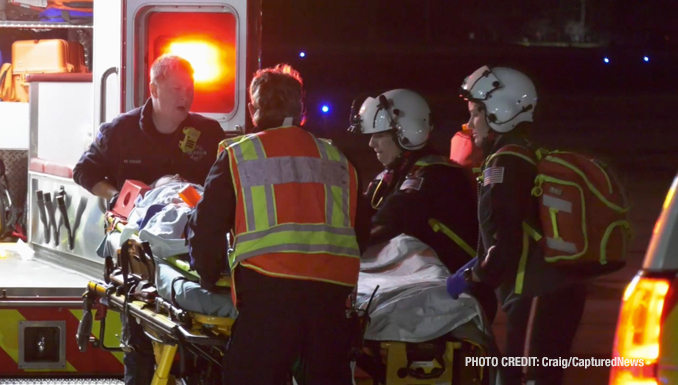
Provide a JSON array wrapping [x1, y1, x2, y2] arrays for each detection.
[[609, 275, 670, 385]]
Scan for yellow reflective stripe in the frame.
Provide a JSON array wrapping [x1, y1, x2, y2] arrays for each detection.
[[241, 262, 357, 287], [487, 151, 536, 165], [522, 221, 543, 241], [235, 230, 359, 257], [600, 220, 631, 265], [428, 218, 475, 257], [250, 185, 272, 230], [238, 223, 357, 242], [0, 310, 24, 364], [415, 154, 456, 167], [544, 156, 627, 213], [226, 147, 239, 204], [231, 228, 360, 267], [588, 158, 613, 194], [537, 175, 589, 263], [0, 310, 78, 372], [514, 223, 532, 294], [330, 185, 346, 227], [549, 207, 560, 239], [320, 140, 342, 162], [317, 137, 352, 227]]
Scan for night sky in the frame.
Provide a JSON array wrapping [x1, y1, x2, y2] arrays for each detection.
[[262, 0, 678, 49]]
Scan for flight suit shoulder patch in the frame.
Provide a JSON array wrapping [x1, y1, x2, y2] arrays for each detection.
[[400, 175, 424, 191], [483, 166, 505, 186]]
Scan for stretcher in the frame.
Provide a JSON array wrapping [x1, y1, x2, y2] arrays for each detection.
[[76, 182, 497, 385]]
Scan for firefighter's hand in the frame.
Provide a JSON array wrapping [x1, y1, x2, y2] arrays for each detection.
[[199, 274, 219, 292]]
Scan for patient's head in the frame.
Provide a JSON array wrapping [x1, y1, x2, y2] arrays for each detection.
[[151, 174, 187, 188]]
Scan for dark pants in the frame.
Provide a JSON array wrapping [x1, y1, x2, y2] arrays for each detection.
[[471, 283, 499, 325], [499, 283, 586, 385], [122, 313, 155, 385], [224, 267, 354, 385]]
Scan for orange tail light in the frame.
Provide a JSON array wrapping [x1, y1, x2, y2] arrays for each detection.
[[609, 275, 670, 385]]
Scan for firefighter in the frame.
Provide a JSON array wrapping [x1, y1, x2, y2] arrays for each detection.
[[187, 64, 369, 384], [446, 65, 587, 385], [349, 88, 497, 322], [73, 54, 225, 385], [73, 53, 225, 206]]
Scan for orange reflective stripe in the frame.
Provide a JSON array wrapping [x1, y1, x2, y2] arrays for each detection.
[[242, 252, 360, 287]]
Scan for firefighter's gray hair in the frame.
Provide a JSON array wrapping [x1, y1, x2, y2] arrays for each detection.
[[150, 54, 194, 84]]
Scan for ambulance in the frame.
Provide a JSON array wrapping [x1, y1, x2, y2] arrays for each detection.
[[0, 0, 258, 379]]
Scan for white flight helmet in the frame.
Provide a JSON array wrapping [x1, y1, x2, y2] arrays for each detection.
[[460, 66, 538, 133], [351, 89, 432, 150]]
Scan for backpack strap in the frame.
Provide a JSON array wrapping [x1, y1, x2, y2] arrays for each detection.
[[486, 144, 538, 166]]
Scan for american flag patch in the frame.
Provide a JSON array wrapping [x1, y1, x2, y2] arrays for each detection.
[[483, 166, 504, 186], [400, 176, 423, 191]]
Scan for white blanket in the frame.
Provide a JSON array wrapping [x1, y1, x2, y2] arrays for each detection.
[[356, 234, 491, 344]]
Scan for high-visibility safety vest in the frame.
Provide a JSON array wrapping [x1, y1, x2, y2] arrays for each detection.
[[222, 126, 361, 287]]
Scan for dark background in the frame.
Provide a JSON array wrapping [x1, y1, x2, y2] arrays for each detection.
[[255, 0, 678, 182]]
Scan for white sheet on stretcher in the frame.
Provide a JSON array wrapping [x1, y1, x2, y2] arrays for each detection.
[[356, 234, 491, 344]]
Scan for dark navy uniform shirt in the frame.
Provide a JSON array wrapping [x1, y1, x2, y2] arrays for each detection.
[[73, 98, 226, 192], [365, 147, 479, 274]]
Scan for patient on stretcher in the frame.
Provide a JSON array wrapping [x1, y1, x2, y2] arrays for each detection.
[[105, 175, 236, 318], [106, 176, 490, 345]]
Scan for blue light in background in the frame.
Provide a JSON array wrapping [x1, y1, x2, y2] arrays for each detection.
[[644, 56, 650, 62], [321, 105, 330, 114], [604, 57, 610, 64], [299, 52, 306, 58]]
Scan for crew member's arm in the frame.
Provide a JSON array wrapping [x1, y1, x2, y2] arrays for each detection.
[[471, 155, 536, 288], [188, 149, 235, 291], [73, 123, 119, 199], [353, 171, 372, 255]]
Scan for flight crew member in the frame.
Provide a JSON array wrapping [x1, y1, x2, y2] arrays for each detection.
[[349, 88, 497, 322], [446, 65, 586, 385]]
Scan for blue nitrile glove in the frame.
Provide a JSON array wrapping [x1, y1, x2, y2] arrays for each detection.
[[446, 273, 469, 300], [446, 257, 477, 299]]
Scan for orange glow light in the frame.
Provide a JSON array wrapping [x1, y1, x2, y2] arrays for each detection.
[[165, 40, 225, 84]]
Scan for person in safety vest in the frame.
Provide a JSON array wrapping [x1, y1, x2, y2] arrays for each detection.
[[348, 88, 497, 323], [73, 54, 225, 385], [187, 64, 369, 384], [446, 65, 586, 385]]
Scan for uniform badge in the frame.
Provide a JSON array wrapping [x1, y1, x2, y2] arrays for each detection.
[[400, 176, 424, 191], [179, 127, 201, 153], [483, 166, 505, 186]]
